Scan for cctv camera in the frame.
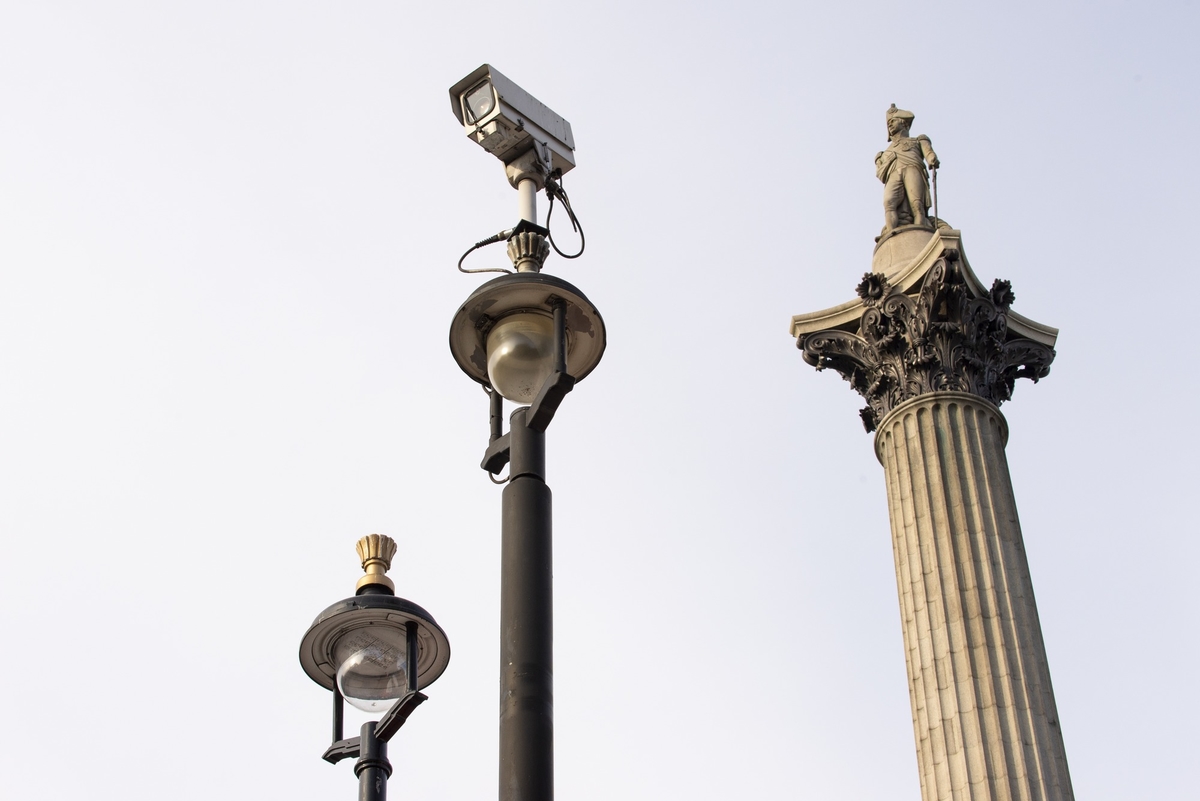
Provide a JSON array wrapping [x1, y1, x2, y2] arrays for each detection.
[[450, 64, 576, 181]]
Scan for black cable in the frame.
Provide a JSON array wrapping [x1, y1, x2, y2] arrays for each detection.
[[458, 227, 516, 274], [544, 172, 585, 259]]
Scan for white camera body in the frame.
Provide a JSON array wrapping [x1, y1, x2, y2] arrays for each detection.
[[450, 64, 576, 179]]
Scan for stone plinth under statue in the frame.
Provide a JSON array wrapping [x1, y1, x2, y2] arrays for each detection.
[[792, 229, 1074, 801], [872, 222, 946, 275]]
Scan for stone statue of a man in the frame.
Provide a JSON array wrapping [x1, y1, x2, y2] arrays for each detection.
[[876, 104, 939, 234]]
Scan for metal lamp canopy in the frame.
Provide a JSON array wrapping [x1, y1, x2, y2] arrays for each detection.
[[299, 593, 450, 693], [449, 271, 605, 389]]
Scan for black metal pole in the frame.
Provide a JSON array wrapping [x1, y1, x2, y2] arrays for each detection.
[[490, 387, 504, 443], [355, 721, 391, 801], [551, 300, 566, 374], [499, 406, 552, 801], [333, 685, 345, 743], [406, 620, 419, 694]]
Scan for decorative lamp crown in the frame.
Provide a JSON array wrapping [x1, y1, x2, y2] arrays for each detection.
[[355, 533, 397, 594]]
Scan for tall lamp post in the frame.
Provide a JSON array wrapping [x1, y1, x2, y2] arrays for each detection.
[[299, 534, 451, 801], [448, 65, 606, 801]]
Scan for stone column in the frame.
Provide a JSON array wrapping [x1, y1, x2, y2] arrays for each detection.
[[791, 236, 1073, 801], [876, 392, 1071, 801]]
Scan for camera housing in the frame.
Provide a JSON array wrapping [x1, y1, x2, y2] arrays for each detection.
[[449, 64, 576, 179]]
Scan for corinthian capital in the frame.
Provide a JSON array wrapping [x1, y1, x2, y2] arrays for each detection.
[[792, 232, 1057, 432]]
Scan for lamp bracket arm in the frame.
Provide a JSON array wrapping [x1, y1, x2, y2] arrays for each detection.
[[322, 737, 362, 765], [375, 690, 428, 743], [527, 370, 576, 432], [481, 433, 511, 474]]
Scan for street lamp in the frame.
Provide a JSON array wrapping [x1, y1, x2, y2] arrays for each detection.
[[299, 534, 451, 801], [448, 64, 606, 801]]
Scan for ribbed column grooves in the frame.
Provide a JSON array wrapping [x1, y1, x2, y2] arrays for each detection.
[[876, 392, 1073, 801]]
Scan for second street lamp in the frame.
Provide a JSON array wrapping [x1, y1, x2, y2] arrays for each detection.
[[299, 534, 451, 801], [449, 64, 605, 801]]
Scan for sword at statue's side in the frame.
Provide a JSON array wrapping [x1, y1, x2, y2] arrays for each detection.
[[931, 165, 938, 230]]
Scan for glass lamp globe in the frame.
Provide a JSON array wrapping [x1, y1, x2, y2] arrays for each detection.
[[333, 626, 409, 714], [486, 312, 557, 404]]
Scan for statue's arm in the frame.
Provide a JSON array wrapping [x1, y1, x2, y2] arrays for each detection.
[[917, 135, 940, 170]]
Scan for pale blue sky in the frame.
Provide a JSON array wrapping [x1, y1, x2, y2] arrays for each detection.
[[1, 2, 1195, 799]]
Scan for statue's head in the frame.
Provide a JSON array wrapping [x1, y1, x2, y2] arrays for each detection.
[[886, 104, 914, 138]]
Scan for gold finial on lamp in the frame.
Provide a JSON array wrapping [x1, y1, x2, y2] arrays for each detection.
[[355, 533, 397, 593]]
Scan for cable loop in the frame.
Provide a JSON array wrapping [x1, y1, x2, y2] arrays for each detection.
[[458, 228, 516, 274], [545, 172, 585, 259]]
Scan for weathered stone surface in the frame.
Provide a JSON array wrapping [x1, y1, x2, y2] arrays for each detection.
[[872, 224, 935, 275], [791, 230, 1073, 800], [875, 393, 1074, 801], [793, 231, 1056, 351]]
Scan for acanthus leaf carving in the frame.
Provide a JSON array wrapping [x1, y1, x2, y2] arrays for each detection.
[[798, 255, 1055, 432]]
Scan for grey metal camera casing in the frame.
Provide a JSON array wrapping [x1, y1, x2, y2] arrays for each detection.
[[449, 64, 576, 179]]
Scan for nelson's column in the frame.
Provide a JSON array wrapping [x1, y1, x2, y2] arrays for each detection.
[[791, 105, 1074, 801]]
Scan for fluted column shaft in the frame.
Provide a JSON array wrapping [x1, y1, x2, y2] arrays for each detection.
[[875, 392, 1072, 801]]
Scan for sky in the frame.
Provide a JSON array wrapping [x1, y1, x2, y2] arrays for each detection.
[[1, 2, 1196, 799]]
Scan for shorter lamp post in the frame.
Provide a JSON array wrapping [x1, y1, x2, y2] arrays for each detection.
[[299, 534, 451, 801]]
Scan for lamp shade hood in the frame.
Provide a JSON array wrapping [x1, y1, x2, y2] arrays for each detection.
[[449, 271, 605, 391], [299, 593, 450, 694]]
